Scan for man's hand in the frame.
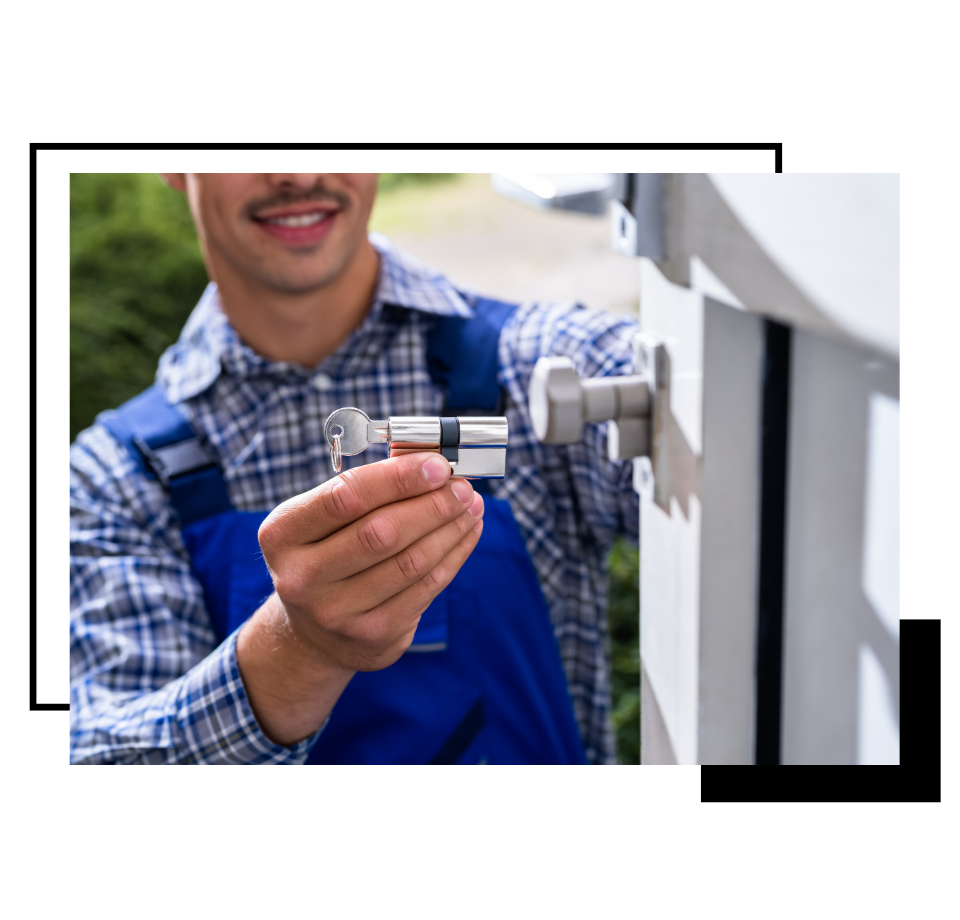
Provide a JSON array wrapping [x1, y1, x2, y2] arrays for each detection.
[[235, 452, 484, 746]]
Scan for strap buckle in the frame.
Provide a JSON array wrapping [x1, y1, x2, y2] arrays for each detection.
[[133, 435, 219, 486]]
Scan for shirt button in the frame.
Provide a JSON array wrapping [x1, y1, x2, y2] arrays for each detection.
[[312, 373, 333, 391]]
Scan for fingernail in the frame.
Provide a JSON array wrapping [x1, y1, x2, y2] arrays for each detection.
[[468, 493, 484, 518], [450, 479, 474, 503], [422, 455, 450, 483], [473, 519, 483, 534]]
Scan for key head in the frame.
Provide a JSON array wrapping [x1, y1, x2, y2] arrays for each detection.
[[324, 407, 372, 457]]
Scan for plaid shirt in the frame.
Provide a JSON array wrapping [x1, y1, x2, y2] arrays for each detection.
[[70, 234, 640, 765]]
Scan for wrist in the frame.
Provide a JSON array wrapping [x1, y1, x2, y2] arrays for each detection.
[[236, 592, 355, 746]]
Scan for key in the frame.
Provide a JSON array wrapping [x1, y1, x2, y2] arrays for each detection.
[[324, 408, 508, 478], [324, 407, 388, 473]]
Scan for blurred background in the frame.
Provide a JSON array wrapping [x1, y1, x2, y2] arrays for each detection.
[[70, 173, 641, 762]]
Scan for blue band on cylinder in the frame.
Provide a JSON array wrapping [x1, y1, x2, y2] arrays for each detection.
[[440, 416, 459, 462]]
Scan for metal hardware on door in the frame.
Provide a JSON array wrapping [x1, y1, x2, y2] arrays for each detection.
[[490, 172, 666, 260], [528, 334, 671, 506], [611, 174, 665, 260], [324, 408, 508, 478], [489, 173, 617, 215]]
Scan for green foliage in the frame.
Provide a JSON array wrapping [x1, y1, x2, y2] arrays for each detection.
[[608, 538, 640, 764], [70, 174, 208, 441], [376, 173, 459, 194]]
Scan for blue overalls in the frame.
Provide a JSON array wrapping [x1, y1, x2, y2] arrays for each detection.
[[101, 298, 587, 765]]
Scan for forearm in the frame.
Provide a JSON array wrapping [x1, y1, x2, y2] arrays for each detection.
[[235, 593, 355, 746]]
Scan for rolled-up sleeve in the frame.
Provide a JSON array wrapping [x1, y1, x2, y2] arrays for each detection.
[[70, 425, 321, 765]]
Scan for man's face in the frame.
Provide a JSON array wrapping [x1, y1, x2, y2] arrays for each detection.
[[165, 173, 380, 295]]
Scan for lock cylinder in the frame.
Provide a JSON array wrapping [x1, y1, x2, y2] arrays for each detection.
[[387, 417, 441, 450], [324, 407, 508, 479], [450, 417, 509, 477], [384, 416, 508, 477]]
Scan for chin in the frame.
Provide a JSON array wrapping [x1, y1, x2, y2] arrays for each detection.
[[256, 261, 344, 296]]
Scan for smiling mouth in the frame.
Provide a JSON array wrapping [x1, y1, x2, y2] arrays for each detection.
[[251, 205, 339, 245], [257, 209, 332, 227]]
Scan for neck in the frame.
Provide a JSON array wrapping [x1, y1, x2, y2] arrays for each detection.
[[210, 239, 380, 369]]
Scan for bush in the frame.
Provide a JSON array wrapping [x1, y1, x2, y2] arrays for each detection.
[[70, 173, 208, 440], [608, 538, 640, 763]]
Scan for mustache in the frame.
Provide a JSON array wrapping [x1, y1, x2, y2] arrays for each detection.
[[244, 185, 350, 218]]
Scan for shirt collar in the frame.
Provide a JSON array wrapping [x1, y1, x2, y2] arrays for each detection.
[[156, 234, 474, 403], [369, 232, 474, 319]]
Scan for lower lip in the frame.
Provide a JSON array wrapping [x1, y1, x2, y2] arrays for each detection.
[[254, 212, 336, 246]]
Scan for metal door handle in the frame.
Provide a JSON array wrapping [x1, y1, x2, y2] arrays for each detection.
[[527, 335, 671, 505]]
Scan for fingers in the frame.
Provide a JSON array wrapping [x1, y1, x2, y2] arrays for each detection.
[[335, 492, 485, 611], [382, 516, 485, 632], [343, 517, 485, 670], [292, 476, 478, 584], [259, 451, 453, 549], [256, 448, 488, 676]]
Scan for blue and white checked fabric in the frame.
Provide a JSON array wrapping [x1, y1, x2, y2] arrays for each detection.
[[70, 233, 640, 765]]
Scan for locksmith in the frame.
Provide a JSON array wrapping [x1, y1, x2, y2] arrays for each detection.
[[70, 173, 639, 764]]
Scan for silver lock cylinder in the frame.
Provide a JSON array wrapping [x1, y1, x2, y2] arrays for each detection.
[[452, 417, 508, 477], [325, 408, 508, 478], [458, 418, 508, 446], [387, 417, 441, 449]]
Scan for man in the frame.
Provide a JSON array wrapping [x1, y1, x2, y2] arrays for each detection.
[[70, 173, 639, 764]]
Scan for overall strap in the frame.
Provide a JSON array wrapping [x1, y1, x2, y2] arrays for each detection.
[[425, 296, 519, 414], [97, 385, 233, 526]]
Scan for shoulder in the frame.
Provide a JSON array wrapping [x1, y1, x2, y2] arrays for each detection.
[[71, 418, 178, 544]]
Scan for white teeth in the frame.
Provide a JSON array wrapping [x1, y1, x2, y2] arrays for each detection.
[[266, 211, 329, 228]]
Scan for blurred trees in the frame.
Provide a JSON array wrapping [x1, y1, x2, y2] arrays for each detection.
[[70, 174, 208, 441], [375, 173, 459, 194], [608, 539, 640, 763], [69, 172, 640, 764]]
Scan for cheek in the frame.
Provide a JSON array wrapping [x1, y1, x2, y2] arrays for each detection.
[[198, 176, 264, 235], [342, 174, 380, 211]]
